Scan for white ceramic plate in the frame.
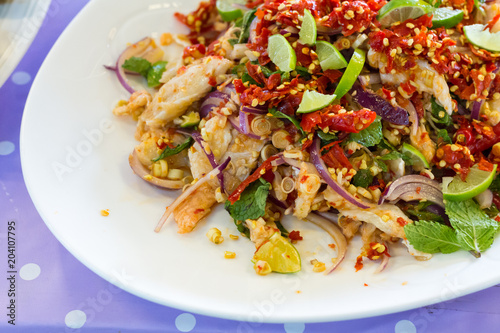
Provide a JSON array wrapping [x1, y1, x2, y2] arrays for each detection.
[[0, 0, 50, 87], [21, 0, 500, 323]]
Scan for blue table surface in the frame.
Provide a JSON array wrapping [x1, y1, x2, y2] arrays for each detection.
[[1, 0, 500, 332]]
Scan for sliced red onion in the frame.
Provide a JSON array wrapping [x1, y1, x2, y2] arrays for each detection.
[[352, 85, 409, 125], [476, 189, 493, 209], [379, 175, 444, 207], [241, 105, 268, 114], [154, 157, 231, 232], [310, 135, 371, 209], [404, 100, 419, 136], [199, 90, 230, 118], [248, 17, 259, 44], [116, 37, 152, 94], [176, 129, 225, 193], [221, 83, 235, 96], [268, 194, 289, 209], [128, 150, 185, 189], [374, 251, 389, 274], [228, 115, 263, 140], [305, 213, 347, 274], [239, 110, 251, 133]]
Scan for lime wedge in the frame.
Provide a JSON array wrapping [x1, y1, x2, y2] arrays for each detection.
[[402, 142, 430, 171], [253, 232, 301, 273], [377, 0, 434, 27], [298, 9, 317, 46], [443, 164, 498, 201], [268, 34, 297, 72], [216, 0, 246, 22], [464, 24, 500, 53], [334, 48, 365, 100], [431, 8, 464, 29], [297, 90, 336, 113], [315, 41, 348, 71]]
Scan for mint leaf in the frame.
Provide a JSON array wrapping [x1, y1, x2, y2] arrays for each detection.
[[153, 137, 194, 162], [147, 61, 168, 87], [225, 178, 271, 221], [431, 96, 452, 126], [404, 221, 461, 254], [352, 169, 373, 187], [446, 199, 499, 254], [349, 117, 382, 147], [122, 57, 151, 77], [378, 151, 402, 160], [437, 128, 452, 144], [269, 108, 305, 136], [377, 138, 397, 151], [489, 175, 500, 193]]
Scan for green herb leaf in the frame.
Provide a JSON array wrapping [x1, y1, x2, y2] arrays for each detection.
[[351, 169, 373, 187], [349, 117, 382, 147], [147, 61, 168, 87], [437, 129, 452, 144], [153, 137, 194, 162], [377, 138, 397, 152], [317, 131, 338, 146], [294, 66, 312, 80], [376, 159, 388, 172], [235, 220, 250, 238], [489, 175, 500, 193], [275, 220, 290, 238], [405, 201, 444, 222], [268, 107, 305, 136], [225, 178, 271, 221], [378, 151, 402, 161], [238, 9, 257, 44], [241, 72, 260, 86], [122, 57, 152, 77], [404, 220, 461, 254], [431, 96, 452, 126], [446, 199, 499, 254]]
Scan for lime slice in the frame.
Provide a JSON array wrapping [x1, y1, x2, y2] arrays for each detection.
[[298, 9, 317, 46], [315, 41, 348, 71], [334, 48, 365, 100], [443, 164, 498, 201], [268, 34, 297, 72], [402, 142, 430, 171], [253, 232, 301, 273], [216, 0, 246, 22], [297, 90, 336, 113], [431, 8, 464, 29], [464, 24, 500, 53], [377, 0, 434, 27]]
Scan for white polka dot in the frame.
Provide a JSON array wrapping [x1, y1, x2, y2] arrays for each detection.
[[284, 323, 306, 333], [11, 71, 31, 85], [175, 313, 196, 332], [65, 310, 86, 329], [0, 141, 15, 156], [19, 263, 41, 280], [395, 320, 417, 333]]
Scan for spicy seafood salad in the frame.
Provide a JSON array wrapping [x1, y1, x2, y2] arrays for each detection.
[[109, 0, 500, 275]]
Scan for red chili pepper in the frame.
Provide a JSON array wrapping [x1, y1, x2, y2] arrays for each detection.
[[182, 44, 206, 60], [320, 141, 352, 169], [227, 155, 281, 204], [288, 230, 303, 241], [300, 107, 377, 133]]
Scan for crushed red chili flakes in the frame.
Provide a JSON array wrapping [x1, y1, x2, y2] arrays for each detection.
[[320, 141, 353, 169], [434, 143, 475, 180], [289, 230, 303, 241], [324, 0, 385, 36], [174, 0, 219, 44], [300, 106, 377, 133]]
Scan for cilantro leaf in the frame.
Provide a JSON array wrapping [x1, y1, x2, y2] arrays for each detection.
[[153, 137, 194, 162], [268, 108, 305, 136], [352, 169, 373, 187], [238, 9, 257, 44], [225, 178, 271, 221], [431, 97, 452, 126], [349, 117, 382, 147], [404, 221, 461, 254], [437, 129, 452, 144], [446, 199, 499, 254], [147, 61, 168, 87]]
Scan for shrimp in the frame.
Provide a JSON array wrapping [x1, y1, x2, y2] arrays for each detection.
[[368, 50, 453, 114], [294, 162, 322, 219], [113, 90, 152, 118], [245, 218, 278, 248], [136, 56, 233, 138], [173, 180, 218, 233]]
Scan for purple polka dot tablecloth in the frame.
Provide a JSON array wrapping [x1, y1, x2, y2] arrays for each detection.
[[2, 1, 500, 332]]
